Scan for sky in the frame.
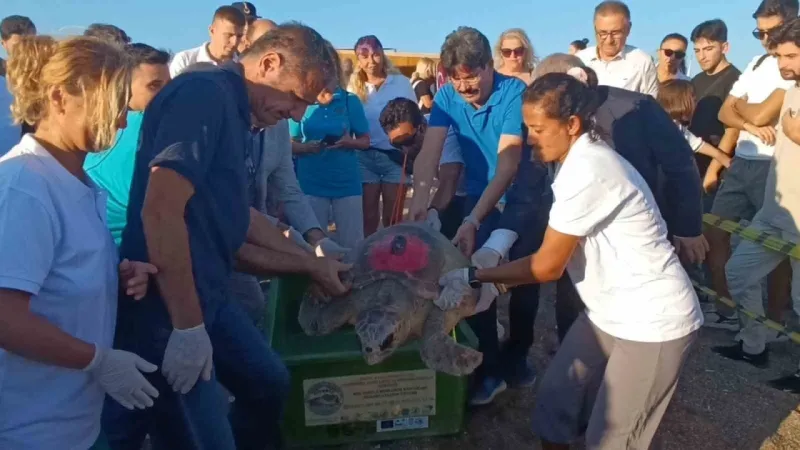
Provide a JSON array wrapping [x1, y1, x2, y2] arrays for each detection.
[[2, 0, 768, 74]]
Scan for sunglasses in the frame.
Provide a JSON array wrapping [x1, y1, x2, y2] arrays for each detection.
[[752, 26, 781, 40], [662, 48, 686, 59], [501, 47, 525, 58]]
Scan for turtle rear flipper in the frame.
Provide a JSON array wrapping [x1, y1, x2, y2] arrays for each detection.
[[419, 307, 482, 376], [298, 286, 356, 335]]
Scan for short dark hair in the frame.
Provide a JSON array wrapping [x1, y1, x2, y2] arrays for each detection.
[[0, 15, 36, 41], [595, 1, 631, 20], [523, 72, 600, 137], [84, 23, 130, 45], [571, 38, 589, 51], [128, 43, 171, 67], [769, 17, 800, 48], [242, 22, 338, 90], [661, 33, 688, 47], [379, 98, 424, 132], [691, 19, 728, 43], [753, 0, 799, 19], [440, 27, 492, 74], [213, 5, 247, 28]]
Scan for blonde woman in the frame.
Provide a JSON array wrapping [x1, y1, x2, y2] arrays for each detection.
[[348, 35, 415, 237], [410, 57, 437, 114], [0, 36, 158, 449], [494, 28, 538, 85]]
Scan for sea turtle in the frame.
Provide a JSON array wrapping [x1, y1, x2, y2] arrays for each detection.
[[298, 222, 483, 376]]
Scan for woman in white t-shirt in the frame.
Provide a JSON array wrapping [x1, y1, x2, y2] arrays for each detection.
[[0, 35, 158, 449], [348, 35, 416, 237], [439, 72, 702, 450]]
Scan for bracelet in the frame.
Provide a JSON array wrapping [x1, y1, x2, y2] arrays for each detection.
[[462, 214, 481, 231]]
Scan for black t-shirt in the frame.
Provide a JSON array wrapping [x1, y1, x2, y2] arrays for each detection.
[[689, 64, 741, 175], [413, 79, 433, 114]]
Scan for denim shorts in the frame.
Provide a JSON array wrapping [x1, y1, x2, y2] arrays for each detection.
[[358, 149, 405, 185]]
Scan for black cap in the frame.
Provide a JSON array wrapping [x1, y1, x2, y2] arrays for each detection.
[[231, 2, 260, 19]]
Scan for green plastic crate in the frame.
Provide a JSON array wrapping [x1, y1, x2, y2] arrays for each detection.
[[264, 275, 478, 448]]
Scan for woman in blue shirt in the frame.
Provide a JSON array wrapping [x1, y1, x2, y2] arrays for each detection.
[[289, 54, 371, 249]]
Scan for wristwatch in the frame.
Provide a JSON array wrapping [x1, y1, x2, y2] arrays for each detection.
[[467, 266, 481, 289]]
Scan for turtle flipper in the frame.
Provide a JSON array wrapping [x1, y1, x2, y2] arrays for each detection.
[[419, 307, 482, 376], [298, 285, 356, 336]]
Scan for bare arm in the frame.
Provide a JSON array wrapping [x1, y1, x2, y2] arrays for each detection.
[[245, 208, 314, 257], [419, 94, 433, 111], [408, 126, 448, 219], [142, 167, 203, 329], [467, 135, 522, 222], [733, 89, 786, 127], [475, 227, 579, 286], [0, 289, 95, 370], [234, 243, 313, 275], [430, 163, 462, 212], [718, 95, 748, 130]]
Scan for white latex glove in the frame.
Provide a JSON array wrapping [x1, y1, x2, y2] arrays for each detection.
[[315, 237, 350, 258], [436, 268, 472, 310], [84, 346, 160, 410], [425, 208, 442, 232], [471, 248, 502, 314], [161, 324, 213, 394], [283, 226, 315, 253]]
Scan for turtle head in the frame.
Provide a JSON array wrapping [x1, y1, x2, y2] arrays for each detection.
[[354, 308, 412, 365]]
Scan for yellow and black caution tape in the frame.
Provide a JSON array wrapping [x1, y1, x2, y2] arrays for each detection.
[[703, 213, 800, 259], [692, 279, 800, 345]]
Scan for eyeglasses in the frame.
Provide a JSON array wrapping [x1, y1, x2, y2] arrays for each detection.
[[661, 48, 686, 59], [449, 74, 481, 88], [596, 29, 625, 41], [752, 26, 781, 40], [501, 47, 525, 58]]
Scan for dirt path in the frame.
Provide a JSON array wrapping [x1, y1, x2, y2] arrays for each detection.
[[337, 283, 800, 450]]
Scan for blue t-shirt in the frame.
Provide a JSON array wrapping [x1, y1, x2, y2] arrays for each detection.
[[120, 64, 251, 318], [429, 72, 526, 197], [85, 110, 143, 246], [289, 89, 369, 198]]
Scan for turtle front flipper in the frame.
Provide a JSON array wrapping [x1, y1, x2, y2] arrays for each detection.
[[419, 307, 483, 376], [298, 285, 356, 336]]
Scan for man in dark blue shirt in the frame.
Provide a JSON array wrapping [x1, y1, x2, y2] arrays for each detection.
[[104, 24, 348, 450], [479, 53, 705, 341]]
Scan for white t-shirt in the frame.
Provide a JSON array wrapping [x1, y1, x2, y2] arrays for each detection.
[[729, 54, 796, 160], [169, 42, 234, 78], [676, 121, 704, 152], [577, 45, 659, 97], [549, 134, 702, 342], [0, 135, 118, 449], [0, 77, 19, 157], [354, 73, 416, 150]]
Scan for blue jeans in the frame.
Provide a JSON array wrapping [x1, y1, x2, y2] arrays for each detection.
[[103, 294, 289, 450]]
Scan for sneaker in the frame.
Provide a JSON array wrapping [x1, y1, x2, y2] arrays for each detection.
[[734, 330, 790, 344], [703, 310, 739, 331], [768, 371, 800, 394], [712, 342, 769, 369], [506, 359, 537, 388], [470, 376, 507, 406]]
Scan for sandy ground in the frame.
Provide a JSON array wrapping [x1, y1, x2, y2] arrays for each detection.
[[334, 283, 800, 450]]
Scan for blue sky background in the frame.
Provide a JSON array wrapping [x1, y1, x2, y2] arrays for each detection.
[[2, 0, 765, 74]]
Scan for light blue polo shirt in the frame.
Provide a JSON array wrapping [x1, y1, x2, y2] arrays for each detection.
[[84, 110, 143, 246], [0, 134, 118, 450], [289, 88, 369, 198], [428, 71, 526, 197]]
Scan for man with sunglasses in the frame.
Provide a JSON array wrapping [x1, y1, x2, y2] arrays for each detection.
[[576, 1, 658, 97], [704, 0, 798, 337]]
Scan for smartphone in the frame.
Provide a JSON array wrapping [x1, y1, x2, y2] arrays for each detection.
[[322, 135, 341, 146]]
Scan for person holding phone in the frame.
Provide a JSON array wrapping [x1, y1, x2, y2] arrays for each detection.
[[290, 48, 371, 249]]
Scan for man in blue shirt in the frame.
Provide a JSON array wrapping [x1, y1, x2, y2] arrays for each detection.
[[407, 27, 533, 406], [103, 24, 349, 450], [85, 43, 171, 245]]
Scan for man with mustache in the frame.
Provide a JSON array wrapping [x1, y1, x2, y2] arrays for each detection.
[[407, 26, 544, 406]]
